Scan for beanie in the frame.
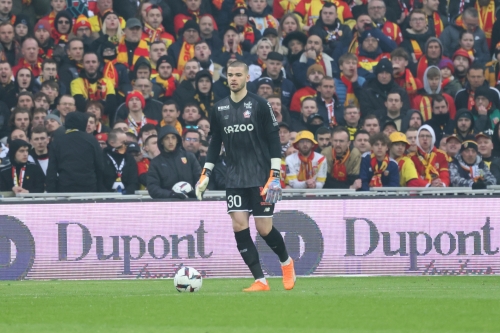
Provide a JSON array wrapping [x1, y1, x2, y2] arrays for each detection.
[[44, 114, 62, 125], [460, 136, 478, 152], [34, 19, 51, 32], [307, 64, 325, 77], [452, 49, 472, 65], [183, 20, 200, 34], [73, 14, 91, 34], [438, 58, 454, 74], [126, 90, 146, 109], [8, 139, 31, 163], [374, 58, 393, 75], [474, 86, 491, 102], [157, 55, 176, 69]]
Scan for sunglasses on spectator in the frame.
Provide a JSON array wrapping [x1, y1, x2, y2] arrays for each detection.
[[185, 126, 198, 130], [184, 137, 199, 142], [58, 20, 70, 24]]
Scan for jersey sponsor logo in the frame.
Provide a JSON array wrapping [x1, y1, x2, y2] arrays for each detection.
[[243, 110, 251, 118], [218, 105, 230, 111], [244, 101, 252, 109], [223, 124, 255, 134]]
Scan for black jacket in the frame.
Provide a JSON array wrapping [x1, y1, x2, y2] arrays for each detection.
[[0, 149, 45, 193], [316, 94, 344, 126], [425, 113, 455, 147], [359, 79, 411, 119], [58, 55, 81, 95], [114, 98, 163, 125], [455, 82, 500, 110], [46, 112, 104, 193], [147, 125, 201, 199], [0, 81, 17, 109], [173, 79, 197, 110], [102, 146, 139, 195], [0, 100, 10, 139]]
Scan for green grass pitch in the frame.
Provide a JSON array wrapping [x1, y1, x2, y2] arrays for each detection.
[[1, 276, 499, 333]]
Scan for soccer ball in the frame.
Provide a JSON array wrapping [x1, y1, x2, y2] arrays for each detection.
[[174, 266, 203, 292], [172, 181, 193, 197]]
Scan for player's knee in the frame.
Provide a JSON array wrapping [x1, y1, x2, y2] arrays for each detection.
[[255, 219, 273, 236]]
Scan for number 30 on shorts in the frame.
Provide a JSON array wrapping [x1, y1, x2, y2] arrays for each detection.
[[227, 195, 242, 208]]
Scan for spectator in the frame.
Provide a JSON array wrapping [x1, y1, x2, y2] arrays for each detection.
[[439, 58, 462, 99], [40, 80, 59, 111], [359, 132, 399, 190], [315, 127, 331, 151], [389, 131, 427, 187], [33, 19, 55, 61], [138, 124, 157, 144], [102, 128, 138, 194], [86, 113, 97, 134], [116, 18, 149, 71], [401, 109, 423, 134], [334, 53, 364, 108], [12, 38, 41, 77], [88, 1, 125, 33], [0, 61, 16, 108], [44, 114, 62, 137], [116, 90, 158, 136], [248, 38, 273, 81], [343, 104, 361, 141], [449, 136, 496, 188], [173, 58, 200, 110], [159, 100, 182, 134], [58, 38, 84, 92], [485, 44, 500, 91], [476, 132, 498, 168], [378, 90, 407, 131], [86, 101, 110, 134], [192, 70, 215, 118], [29, 125, 49, 174], [415, 37, 444, 82], [181, 103, 202, 128], [285, 130, 327, 189], [361, 115, 381, 136], [230, 3, 262, 53], [197, 118, 210, 140], [456, 63, 500, 111], [454, 109, 478, 142], [95, 132, 108, 150], [52, 95, 75, 124], [360, 59, 410, 118], [445, 134, 462, 159], [294, 0, 352, 29], [322, 126, 361, 189], [199, 14, 221, 52], [424, 95, 454, 146], [51, 10, 72, 46], [289, 64, 324, 114], [31, 108, 48, 129], [73, 15, 92, 40], [353, 130, 371, 154], [137, 134, 159, 188], [391, 48, 421, 100], [400, 9, 434, 64], [149, 41, 167, 76], [151, 55, 177, 103], [97, 41, 132, 101], [278, 122, 291, 158], [405, 127, 418, 153], [46, 112, 104, 192], [439, 8, 489, 65], [367, 0, 402, 45], [356, 29, 395, 78], [315, 76, 342, 128], [71, 52, 117, 116], [259, 51, 295, 108], [16, 91, 34, 110], [168, 20, 200, 73], [0, 22, 20, 68], [0, 139, 44, 193], [33, 92, 50, 112], [471, 86, 500, 135], [255, 76, 274, 99], [282, 30, 307, 68], [183, 128, 202, 160], [420, 0, 447, 38], [147, 125, 201, 199], [115, 79, 163, 124], [452, 49, 472, 87], [141, 5, 174, 48], [291, 97, 318, 132], [248, 0, 279, 35], [312, 2, 352, 56], [267, 94, 291, 125], [409, 124, 450, 187]]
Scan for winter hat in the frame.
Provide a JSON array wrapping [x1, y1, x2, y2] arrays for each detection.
[[460, 136, 478, 152], [55, 10, 73, 34], [307, 113, 324, 124], [95, 133, 108, 142], [127, 142, 141, 153], [307, 64, 325, 76], [452, 49, 472, 65], [101, 9, 119, 23], [358, 30, 378, 44], [374, 58, 393, 75], [8, 139, 31, 163], [73, 14, 91, 34], [255, 76, 274, 90], [126, 90, 146, 109], [438, 58, 454, 74], [263, 28, 278, 37], [457, 109, 473, 121], [44, 114, 62, 125], [182, 20, 200, 34], [475, 132, 491, 141], [416, 124, 436, 152], [157, 55, 176, 69], [14, 14, 30, 29], [267, 51, 284, 62], [474, 86, 491, 102], [195, 69, 213, 83], [34, 19, 51, 32], [232, 2, 248, 18]]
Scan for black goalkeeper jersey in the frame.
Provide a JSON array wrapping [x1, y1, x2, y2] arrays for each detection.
[[206, 91, 281, 188]]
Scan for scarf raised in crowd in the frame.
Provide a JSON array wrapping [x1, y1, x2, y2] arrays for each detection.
[[143, 23, 174, 47], [417, 95, 432, 122], [38, 46, 53, 60], [102, 60, 119, 88], [432, 12, 444, 37], [177, 42, 195, 72], [83, 78, 109, 101], [51, 30, 69, 45], [116, 37, 149, 70], [230, 22, 256, 44], [194, 92, 215, 118], [369, 153, 389, 187], [410, 40, 423, 61], [394, 69, 418, 96], [298, 151, 315, 181], [332, 148, 350, 181], [315, 53, 327, 74], [476, 0, 495, 48], [416, 147, 440, 182], [340, 73, 358, 107], [155, 75, 177, 98]]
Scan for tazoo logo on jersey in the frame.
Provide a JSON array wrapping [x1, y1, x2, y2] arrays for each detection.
[[224, 124, 254, 134]]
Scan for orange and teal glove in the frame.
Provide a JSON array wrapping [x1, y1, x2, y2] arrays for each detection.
[[260, 170, 282, 204], [195, 168, 212, 200]]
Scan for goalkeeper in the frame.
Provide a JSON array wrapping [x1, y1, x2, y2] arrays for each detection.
[[195, 61, 295, 292]]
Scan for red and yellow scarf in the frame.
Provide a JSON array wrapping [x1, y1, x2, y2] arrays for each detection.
[[432, 12, 444, 37], [177, 42, 195, 72], [416, 147, 439, 182], [19, 58, 42, 77], [116, 37, 149, 70], [394, 69, 418, 96], [476, 0, 495, 48], [155, 75, 177, 98], [332, 148, 350, 181], [102, 60, 119, 88], [416, 55, 428, 81], [83, 78, 109, 101], [230, 22, 255, 44], [47, 11, 56, 30], [417, 95, 433, 122], [468, 89, 476, 110], [38, 46, 53, 60], [143, 23, 174, 47], [410, 39, 423, 61], [369, 153, 389, 187], [340, 73, 358, 107], [298, 151, 315, 181]]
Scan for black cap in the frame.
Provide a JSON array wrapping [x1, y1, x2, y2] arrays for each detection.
[[278, 122, 290, 131], [307, 113, 324, 124], [358, 29, 378, 44], [282, 31, 308, 48], [256, 77, 274, 90], [266, 51, 284, 62], [474, 86, 491, 101], [127, 142, 141, 153], [263, 28, 278, 37], [126, 18, 142, 29], [382, 120, 397, 131], [183, 20, 200, 34], [460, 136, 478, 152], [157, 55, 176, 68], [374, 58, 393, 75], [224, 25, 239, 35], [8, 139, 31, 162], [457, 109, 473, 121]]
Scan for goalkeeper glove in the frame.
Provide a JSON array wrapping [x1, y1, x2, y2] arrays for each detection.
[[195, 168, 211, 200], [260, 170, 282, 204]]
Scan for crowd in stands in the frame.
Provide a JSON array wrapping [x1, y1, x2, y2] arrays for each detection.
[[0, 0, 500, 197]]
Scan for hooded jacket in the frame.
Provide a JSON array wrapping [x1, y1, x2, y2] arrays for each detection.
[[114, 97, 163, 126], [449, 153, 496, 187], [213, 67, 230, 103], [0, 139, 45, 192], [147, 125, 201, 199], [424, 110, 455, 147], [102, 145, 139, 195], [455, 81, 500, 111], [258, 68, 296, 109], [58, 54, 82, 95], [401, 109, 423, 133], [400, 28, 436, 64], [439, 15, 490, 65], [454, 108, 480, 141], [46, 112, 104, 193], [359, 78, 411, 120], [193, 70, 215, 118]]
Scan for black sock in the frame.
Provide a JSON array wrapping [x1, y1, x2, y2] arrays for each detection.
[[261, 227, 289, 263], [234, 228, 264, 279]]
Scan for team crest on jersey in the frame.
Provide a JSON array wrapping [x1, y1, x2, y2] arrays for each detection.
[[243, 110, 251, 118], [181, 157, 187, 164], [244, 101, 252, 109]]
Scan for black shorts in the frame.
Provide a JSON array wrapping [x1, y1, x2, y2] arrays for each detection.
[[226, 187, 275, 217]]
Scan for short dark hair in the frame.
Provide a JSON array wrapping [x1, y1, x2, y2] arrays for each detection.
[[163, 100, 180, 111], [31, 125, 48, 136], [183, 128, 201, 141], [195, 39, 209, 48], [354, 129, 370, 140], [33, 92, 49, 102], [338, 53, 357, 66], [33, 108, 48, 116], [183, 103, 201, 114], [331, 126, 351, 141], [362, 114, 379, 126], [391, 47, 409, 61], [468, 62, 485, 74], [67, 37, 84, 50], [301, 97, 316, 106], [41, 79, 59, 91], [139, 124, 157, 139], [228, 60, 249, 73], [144, 134, 157, 146], [387, 89, 402, 100], [10, 107, 31, 129], [315, 126, 330, 137], [41, 58, 58, 71], [108, 128, 124, 142], [200, 139, 209, 147], [370, 132, 391, 147], [86, 100, 104, 114], [432, 94, 448, 107]]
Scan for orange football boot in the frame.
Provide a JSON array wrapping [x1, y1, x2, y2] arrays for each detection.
[[243, 281, 270, 292], [281, 259, 296, 290]]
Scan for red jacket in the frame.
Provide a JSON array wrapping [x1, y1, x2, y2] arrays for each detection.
[[409, 148, 450, 186], [289, 86, 317, 113]]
